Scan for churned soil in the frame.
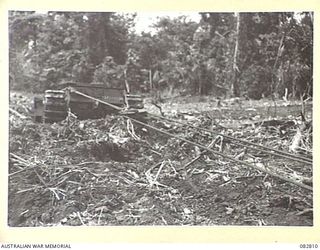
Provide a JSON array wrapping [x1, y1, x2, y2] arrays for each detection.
[[8, 93, 313, 226]]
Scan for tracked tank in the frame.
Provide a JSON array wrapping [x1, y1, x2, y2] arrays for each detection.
[[32, 82, 144, 123]]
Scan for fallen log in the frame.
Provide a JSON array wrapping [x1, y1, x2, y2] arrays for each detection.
[[9, 108, 27, 119]]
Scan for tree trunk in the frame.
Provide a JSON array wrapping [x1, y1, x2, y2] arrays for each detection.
[[149, 69, 153, 91], [232, 13, 240, 97], [123, 69, 130, 93], [309, 12, 313, 25]]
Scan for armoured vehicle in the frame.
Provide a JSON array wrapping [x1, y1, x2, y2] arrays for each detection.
[[33, 82, 144, 123]]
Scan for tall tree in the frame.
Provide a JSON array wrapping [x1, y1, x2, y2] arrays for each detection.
[[9, 11, 133, 91], [232, 13, 240, 97]]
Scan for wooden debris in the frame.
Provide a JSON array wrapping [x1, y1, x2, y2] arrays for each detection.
[[10, 108, 27, 119], [9, 92, 313, 226]]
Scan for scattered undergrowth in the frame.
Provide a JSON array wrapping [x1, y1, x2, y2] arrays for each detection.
[[8, 93, 313, 226]]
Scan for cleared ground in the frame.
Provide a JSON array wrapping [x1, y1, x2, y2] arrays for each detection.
[[8, 92, 313, 226]]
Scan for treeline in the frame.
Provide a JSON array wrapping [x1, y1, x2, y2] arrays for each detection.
[[9, 11, 313, 99]]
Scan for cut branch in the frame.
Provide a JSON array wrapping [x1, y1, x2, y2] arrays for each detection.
[[9, 108, 27, 119], [129, 116, 313, 191]]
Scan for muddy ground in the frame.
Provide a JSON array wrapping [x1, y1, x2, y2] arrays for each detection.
[[8, 93, 313, 226]]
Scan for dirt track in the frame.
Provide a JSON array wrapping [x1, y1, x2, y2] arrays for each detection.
[[8, 93, 313, 226]]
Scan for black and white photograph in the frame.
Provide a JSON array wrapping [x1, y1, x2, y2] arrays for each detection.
[[8, 11, 313, 227]]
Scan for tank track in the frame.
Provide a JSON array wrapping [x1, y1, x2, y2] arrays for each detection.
[[43, 90, 67, 123], [125, 94, 144, 109]]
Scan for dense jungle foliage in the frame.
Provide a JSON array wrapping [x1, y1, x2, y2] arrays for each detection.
[[9, 11, 313, 99]]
